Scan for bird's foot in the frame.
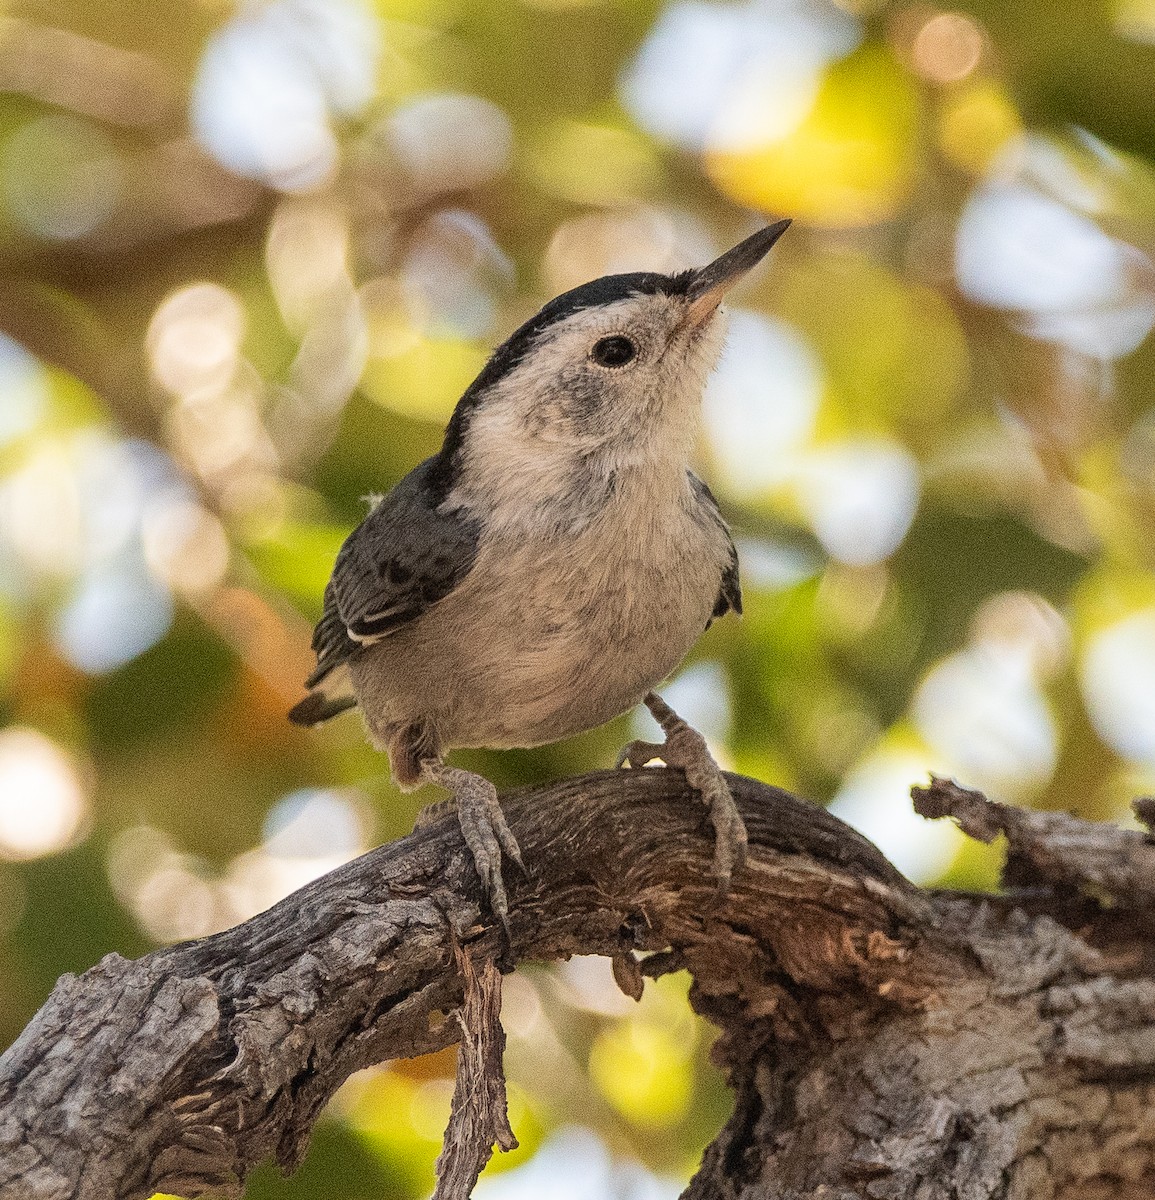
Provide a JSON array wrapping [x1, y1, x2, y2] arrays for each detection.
[[614, 740, 667, 770], [421, 761, 524, 931], [412, 796, 457, 831], [617, 693, 748, 894]]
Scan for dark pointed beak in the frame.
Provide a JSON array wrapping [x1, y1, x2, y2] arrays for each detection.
[[684, 219, 792, 329]]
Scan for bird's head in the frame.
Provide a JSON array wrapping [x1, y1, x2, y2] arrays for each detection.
[[438, 221, 790, 501]]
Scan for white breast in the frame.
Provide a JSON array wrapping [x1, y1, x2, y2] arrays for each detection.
[[353, 465, 731, 751]]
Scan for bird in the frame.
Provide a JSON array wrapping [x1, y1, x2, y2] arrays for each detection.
[[289, 220, 791, 926]]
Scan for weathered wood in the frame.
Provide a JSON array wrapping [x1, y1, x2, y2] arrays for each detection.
[[1, 770, 1153, 1200], [433, 947, 516, 1200]]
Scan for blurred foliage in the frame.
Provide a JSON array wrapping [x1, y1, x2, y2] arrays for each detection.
[[1, 0, 1154, 1194]]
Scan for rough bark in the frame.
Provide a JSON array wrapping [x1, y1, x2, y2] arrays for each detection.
[[1, 769, 1154, 1200]]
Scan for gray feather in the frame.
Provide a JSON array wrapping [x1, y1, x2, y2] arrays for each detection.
[[287, 690, 357, 726], [298, 456, 482, 698], [305, 586, 356, 687], [689, 472, 742, 621]]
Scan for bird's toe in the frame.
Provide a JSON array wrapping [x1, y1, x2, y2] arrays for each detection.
[[615, 739, 667, 770], [485, 792, 525, 875], [704, 779, 748, 896]]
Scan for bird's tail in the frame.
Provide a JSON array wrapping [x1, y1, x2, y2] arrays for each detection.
[[288, 691, 357, 726], [287, 663, 357, 726]]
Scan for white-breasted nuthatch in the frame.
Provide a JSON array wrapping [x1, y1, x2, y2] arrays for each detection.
[[290, 221, 791, 924]]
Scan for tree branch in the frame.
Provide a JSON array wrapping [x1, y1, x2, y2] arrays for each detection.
[[2, 770, 1153, 1200]]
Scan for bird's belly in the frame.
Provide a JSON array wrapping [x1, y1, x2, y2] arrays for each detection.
[[352, 517, 727, 751], [452, 603, 698, 748]]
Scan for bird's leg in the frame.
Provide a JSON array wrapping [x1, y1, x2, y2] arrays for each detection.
[[616, 692, 748, 893], [420, 760, 525, 929]]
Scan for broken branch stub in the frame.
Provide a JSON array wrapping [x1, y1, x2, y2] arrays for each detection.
[[434, 944, 517, 1200]]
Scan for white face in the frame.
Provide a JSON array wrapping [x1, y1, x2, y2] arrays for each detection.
[[466, 290, 729, 468]]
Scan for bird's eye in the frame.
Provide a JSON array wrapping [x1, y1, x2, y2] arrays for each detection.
[[591, 335, 637, 368]]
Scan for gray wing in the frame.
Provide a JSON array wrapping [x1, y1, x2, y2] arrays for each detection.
[[328, 459, 481, 647], [290, 458, 480, 723], [688, 472, 742, 622]]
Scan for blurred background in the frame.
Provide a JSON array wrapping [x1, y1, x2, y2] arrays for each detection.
[[2, 0, 1155, 1194]]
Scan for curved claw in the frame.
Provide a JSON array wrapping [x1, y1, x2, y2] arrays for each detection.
[[624, 693, 750, 896], [458, 791, 508, 924], [486, 790, 526, 875], [421, 761, 523, 933], [615, 740, 667, 771], [704, 780, 748, 896]]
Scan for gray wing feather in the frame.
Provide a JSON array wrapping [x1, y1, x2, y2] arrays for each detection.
[[688, 472, 742, 621], [307, 457, 481, 686], [304, 585, 356, 688], [715, 544, 742, 620]]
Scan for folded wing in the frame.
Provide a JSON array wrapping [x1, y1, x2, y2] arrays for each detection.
[[689, 471, 742, 623], [289, 457, 481, 725]]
